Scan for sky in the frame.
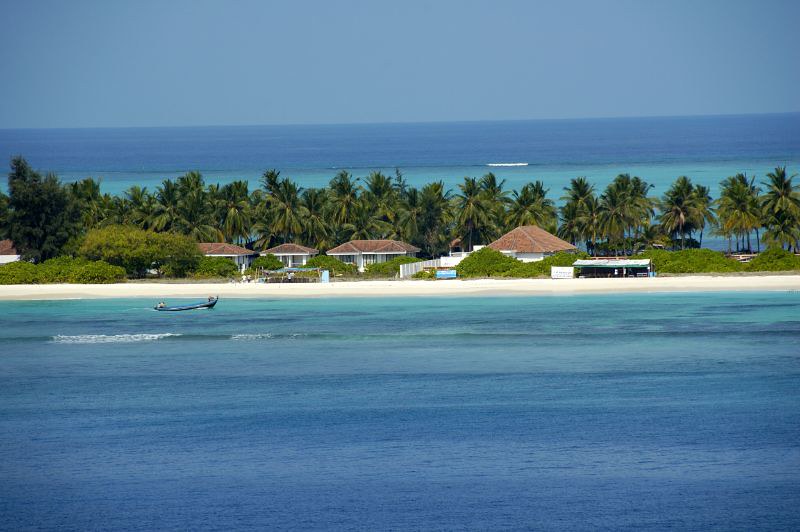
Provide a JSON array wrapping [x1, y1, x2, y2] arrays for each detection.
[[0, 0, 798, 128]]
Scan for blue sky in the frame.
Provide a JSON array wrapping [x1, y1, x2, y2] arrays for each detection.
[[1, 0, 798, 128]]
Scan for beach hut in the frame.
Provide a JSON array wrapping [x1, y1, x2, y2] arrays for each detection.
[[326, 239, 420, 272], [487, 225, 576, 262], [262, 243, 319, 268], [0, 239, 20, 264], [573, 258, 653, 278], [197, 243, 257, 272]]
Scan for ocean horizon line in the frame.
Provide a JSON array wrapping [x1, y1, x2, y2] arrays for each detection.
[[2, 110, 799, 132]]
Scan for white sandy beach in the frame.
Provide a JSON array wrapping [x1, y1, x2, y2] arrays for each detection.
[[1, 275, 799, 300]]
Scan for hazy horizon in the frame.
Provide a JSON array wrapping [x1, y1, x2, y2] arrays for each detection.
[[1, 0, 798, 129]]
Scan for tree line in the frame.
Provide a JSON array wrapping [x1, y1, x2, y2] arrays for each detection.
[[1, 156, 798, 262]]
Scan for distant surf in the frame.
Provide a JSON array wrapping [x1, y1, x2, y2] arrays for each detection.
[[51, 333, 181, 344], [486, 162, 528, 167]]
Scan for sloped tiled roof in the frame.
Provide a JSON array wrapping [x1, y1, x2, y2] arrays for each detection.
[[487, 226, 576, 254], [327, 239, 420, 255], [264, 243, 319, 256], [0, 239, 18, 255], [197, 243, 255, 256]]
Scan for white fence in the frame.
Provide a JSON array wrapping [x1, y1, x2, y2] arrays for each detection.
[[400, 259, 441, 278], [399, 254, 467, 278]]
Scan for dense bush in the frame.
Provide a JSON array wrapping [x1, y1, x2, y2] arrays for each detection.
[[0, 261, 39, 284], [250, 254, 284, 271], [504, 251, 588, 278], [68, 261, 127, 283], [79, 225, 201, 277], [0, 257, 125, 284], [745, 248, 800, 272], [455, 247, 519, 277], [411, 269, 436, 280], [303, 255, 357, 276], [637, 249, 743, 274], [364, 256, 422, 278], [192, 256, 239, 278]]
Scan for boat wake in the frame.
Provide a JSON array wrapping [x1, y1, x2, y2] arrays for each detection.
[[487, 162, 528, 167], [51, 333, 182, 344]]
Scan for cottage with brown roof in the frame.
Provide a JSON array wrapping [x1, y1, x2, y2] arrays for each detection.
[[326, 239, 420, 272], [487, 226, 576, 262], [197, 242, 257, 272], [0, 239, 20, 265], [263, 243, 319, 268]]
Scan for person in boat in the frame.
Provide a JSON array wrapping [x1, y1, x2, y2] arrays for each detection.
[[157, 302, 166, 309], [208, 296, 215, 302]]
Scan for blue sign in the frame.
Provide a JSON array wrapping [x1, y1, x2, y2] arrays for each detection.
[[436, 269, 457, 279]]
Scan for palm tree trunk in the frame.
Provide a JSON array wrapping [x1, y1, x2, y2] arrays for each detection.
[[755, 228, 761, 253]]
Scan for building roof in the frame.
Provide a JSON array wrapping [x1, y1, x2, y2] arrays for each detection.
[[263, 243, 319, 256], [197, 243, 255, 256], [327, 239, 421, 255], [0, 239, 18, 255], [487, 226, 576, 254], [573, 259, 651, 268]]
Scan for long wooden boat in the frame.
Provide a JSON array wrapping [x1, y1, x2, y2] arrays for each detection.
[[154, 297, 218, 312]]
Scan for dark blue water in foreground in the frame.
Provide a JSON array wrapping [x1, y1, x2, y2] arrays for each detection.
[[1, 292, 799, 530], [1, 114, 799, 196]]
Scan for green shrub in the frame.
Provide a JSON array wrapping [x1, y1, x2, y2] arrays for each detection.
[[637, 249, 743, 274], [504, 251, 587, 278], [68, 261, 126, 283], [250, 254, 284, 271], [455, 247, 520, 278], [192, 256, 239, 278], [0, 257, 125, 284], [79, 225, 201, 277], [0, 261, 39, 284], [364, 256, 422, 278], [38, 256, 89, 283], [746, 247, 800, 272], [412, 269, 436, 280], [303, 255, 357, 276]]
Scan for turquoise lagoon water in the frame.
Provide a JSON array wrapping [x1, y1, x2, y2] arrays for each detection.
[[1, 292, 799, 529]]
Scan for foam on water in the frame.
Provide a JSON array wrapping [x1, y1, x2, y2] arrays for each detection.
[[51, 333, 181, 344]]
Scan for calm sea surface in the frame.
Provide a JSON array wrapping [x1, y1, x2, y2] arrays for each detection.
[[1, 114, 799, 196], [1, 292, 799, 530]]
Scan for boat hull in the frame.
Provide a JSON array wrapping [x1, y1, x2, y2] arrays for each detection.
[[155, 299, 217, 312]]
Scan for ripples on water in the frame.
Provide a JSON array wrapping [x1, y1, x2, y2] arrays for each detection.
[[1, 292, 799, 529]]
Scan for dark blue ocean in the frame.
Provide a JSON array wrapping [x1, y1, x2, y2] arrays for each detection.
[[1, 113, 799, 196], [1, 293, 799, 530]]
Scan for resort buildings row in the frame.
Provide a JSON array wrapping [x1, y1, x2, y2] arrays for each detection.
[[201, 225, 578, 272]]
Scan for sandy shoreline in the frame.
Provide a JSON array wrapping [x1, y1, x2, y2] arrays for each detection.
[[1, 275, 799, 300]]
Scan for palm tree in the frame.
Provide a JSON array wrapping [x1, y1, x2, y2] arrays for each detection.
[[269, 178, 306, 243], [175, 187, 222, 241], [328, 171, 359, 230], [479, 172, 510, 235], [716, 174, 761, 252], [300, 188, 331, 249], [150, 179, 181, 232], [761, 166, 800, 251], [692, 184, 715, 249], [341, 199, 391, 241], [560, 177, 597, 253], [598, 185, 629, 255], [217, 180, 251, 244], [506, 181, 556, 229], [419, 181, 452, 258], [397, 187, 423, 245], [124, 186, 154, 229], [455, 177, 491, 251], [658, 176, 698, 250]]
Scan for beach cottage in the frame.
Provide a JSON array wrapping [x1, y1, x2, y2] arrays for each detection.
[[0, 239, 20, 264], [487, 225, 576, 262], [326, 239, 420, 272], [262, 243, 319, 268], [197, 243, 257, 272]]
